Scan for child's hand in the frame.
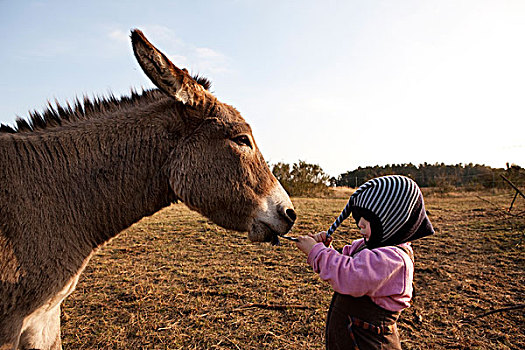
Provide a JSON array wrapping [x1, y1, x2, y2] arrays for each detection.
[[308, 231, 333, 247], [295, 235, 317, 256]]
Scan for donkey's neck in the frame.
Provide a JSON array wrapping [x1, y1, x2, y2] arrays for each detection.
[[6, 100, 179, 253], [69, 116, 178, 248]]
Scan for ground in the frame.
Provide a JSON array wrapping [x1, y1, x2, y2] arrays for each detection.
[[62, 190, 524, 349]]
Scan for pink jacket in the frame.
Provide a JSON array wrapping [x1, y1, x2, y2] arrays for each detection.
[[307, 238, 413, 312]]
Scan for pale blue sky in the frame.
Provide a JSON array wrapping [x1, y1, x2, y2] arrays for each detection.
[[1, 0, 524, 176]]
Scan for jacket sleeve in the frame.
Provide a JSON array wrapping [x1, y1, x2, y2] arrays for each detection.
[[307, 243, 409, 297]]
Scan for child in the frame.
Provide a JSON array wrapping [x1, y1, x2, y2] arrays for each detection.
[[296, 175, 434, 350]]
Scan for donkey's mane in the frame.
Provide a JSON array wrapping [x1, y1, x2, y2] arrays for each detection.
[[0, 74, 212, 134]]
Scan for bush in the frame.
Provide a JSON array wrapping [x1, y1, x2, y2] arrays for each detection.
[[272, 160, 331, 197]]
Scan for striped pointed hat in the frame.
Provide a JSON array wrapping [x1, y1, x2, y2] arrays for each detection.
[[326, 175, 434, 248]]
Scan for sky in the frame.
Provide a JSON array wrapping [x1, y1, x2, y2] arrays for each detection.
[[1, 0, 524, 177]]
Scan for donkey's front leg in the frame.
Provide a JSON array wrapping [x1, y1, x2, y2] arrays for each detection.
[[19, 304, 61, 350]]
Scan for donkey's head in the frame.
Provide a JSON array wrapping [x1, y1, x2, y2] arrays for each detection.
[[131, 29, 295, 243]]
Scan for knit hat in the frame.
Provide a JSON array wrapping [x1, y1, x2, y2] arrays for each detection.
[[326, 175, 434, 249]]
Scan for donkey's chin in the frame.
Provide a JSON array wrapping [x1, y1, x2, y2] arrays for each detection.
[[249, 221, 286, 244]]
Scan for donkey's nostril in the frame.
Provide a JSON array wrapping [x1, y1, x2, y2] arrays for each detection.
[[285, 208, 297, 223]]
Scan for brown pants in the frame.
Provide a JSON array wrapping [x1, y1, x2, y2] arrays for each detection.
[[325, 293, 402, 350]]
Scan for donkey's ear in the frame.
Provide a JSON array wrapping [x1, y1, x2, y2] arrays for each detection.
[[131, 29, 207, 106]]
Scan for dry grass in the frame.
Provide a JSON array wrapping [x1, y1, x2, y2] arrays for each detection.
[[62, 191, 524, 349], [327, 186, 355, 199]]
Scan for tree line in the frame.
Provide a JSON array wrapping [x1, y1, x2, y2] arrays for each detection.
[[337, 162, 524, 189], [271, 161, 525, 196]]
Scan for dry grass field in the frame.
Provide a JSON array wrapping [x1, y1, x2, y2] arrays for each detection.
[[62, 190, 524, 349]]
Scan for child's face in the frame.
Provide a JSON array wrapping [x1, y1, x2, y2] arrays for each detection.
[[358, 217, 372, 240]]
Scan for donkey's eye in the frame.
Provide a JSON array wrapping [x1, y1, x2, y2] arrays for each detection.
[[232, 135, 252, 148]]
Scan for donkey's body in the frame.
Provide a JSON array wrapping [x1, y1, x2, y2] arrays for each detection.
[[0, 31, 295, 349]]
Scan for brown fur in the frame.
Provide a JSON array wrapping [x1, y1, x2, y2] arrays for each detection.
[[0, 29, 295, 349]]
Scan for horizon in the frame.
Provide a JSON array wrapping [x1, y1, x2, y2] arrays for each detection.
[[1, 1, 524, 177]]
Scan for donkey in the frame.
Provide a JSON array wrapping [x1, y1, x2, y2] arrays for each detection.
[[0, 29, 296, 349]]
